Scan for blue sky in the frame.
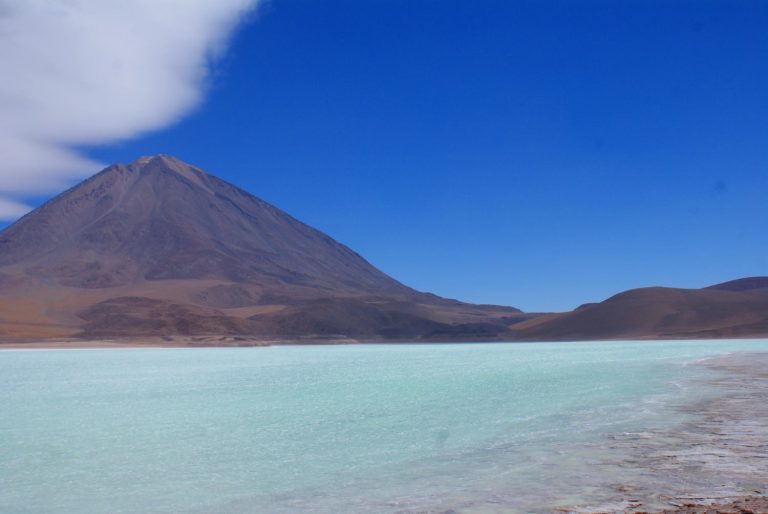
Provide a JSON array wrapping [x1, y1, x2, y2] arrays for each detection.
[[13, 0, 768, 311]]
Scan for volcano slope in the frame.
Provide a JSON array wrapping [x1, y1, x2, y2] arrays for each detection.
[[0, 155, 524, 342]]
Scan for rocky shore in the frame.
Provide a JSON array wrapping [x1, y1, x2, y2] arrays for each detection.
[[563, 352, 768, 514]]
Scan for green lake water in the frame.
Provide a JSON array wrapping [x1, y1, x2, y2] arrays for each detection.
[[2, 339, 768, 513]]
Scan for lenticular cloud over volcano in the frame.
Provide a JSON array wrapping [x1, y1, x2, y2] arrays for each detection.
[[0, 0, 258, 220]]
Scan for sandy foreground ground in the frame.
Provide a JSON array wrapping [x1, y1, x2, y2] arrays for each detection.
[[0, 336, 292, 349], [0, 335, 369, 349], [0, 339, 184, 349], [559, 352, 768, 514]]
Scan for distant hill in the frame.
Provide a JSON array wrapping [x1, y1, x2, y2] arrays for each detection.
[[511, 278, 768, 341], [0, 155, 765, 344], [0, 155, 523, 341], [705, 277, 768, 292]]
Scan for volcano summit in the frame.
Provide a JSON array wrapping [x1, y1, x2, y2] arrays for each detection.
[[0, 155, 522, 342]]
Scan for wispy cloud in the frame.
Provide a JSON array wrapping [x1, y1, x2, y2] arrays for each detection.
[[0, 0, 258, 220]]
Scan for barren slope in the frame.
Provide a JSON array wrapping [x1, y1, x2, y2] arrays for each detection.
[[0, 155, 522, 340], [511, 278, 768, 340]]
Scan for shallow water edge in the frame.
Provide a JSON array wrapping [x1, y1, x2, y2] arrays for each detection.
[[2, 340, 768, 514], [557, 352, 768, 513]]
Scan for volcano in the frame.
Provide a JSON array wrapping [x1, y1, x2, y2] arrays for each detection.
[[0, 155, 523, 341], [2, 155, 765, 344]]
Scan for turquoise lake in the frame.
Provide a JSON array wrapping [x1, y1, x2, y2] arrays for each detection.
[[2, 339, 768, 513]]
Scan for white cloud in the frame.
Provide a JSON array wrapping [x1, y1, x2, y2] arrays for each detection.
[[0, 0, 258, 220], [0, 196, 32, 220]]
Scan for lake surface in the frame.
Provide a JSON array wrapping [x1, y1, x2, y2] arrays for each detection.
[[2, 339, 768, 513]]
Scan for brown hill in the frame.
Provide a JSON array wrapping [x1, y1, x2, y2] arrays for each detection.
[[705, 276, 768, 292], [511, 279, 768, 341], [1, 155, 764, 344], [0, 155, 523, 341]]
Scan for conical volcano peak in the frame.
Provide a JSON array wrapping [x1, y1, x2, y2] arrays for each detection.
[[125, 154, 209, 189], [131, 155, 156, 166], [130, 154, 189, 168], [0, 155, 417, 294], [0, 156, 523, 340]]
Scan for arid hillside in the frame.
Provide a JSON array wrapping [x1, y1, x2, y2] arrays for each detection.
[[0, 155, 523, 341], [0, 155, 765, 344], [510, 278, 768, 341]]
